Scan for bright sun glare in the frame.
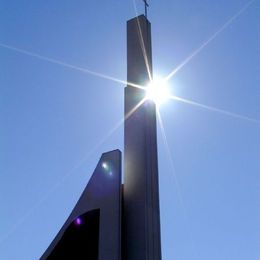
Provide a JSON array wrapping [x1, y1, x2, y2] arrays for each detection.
[[145, 79, 171, 106]]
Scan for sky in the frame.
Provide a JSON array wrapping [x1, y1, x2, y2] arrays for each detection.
[[0, 0, 259, 259]]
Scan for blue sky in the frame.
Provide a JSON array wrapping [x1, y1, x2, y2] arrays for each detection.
[[1, 0, 259, 259]]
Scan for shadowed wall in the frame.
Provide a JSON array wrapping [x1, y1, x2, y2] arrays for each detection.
[[41, 150, 122, 260]]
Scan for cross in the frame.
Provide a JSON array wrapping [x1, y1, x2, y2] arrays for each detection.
[[142, 0, 149, 18]]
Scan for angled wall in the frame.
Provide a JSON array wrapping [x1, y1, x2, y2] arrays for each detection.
[[41, 149, 122, 260]]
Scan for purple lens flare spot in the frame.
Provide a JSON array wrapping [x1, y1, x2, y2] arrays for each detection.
[[75, 217, 82, 225]]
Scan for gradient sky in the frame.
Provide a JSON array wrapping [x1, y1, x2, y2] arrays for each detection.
[[1, 0, 259, 259]]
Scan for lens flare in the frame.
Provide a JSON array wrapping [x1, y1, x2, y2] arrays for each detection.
[[75, 217, 82, 225], [145, 79, 170, 106], [102, 162, 109, 170]]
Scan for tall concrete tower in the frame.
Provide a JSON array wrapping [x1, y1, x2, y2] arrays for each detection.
[[124, 15, 162, 260], [41, 14, 161, 260]]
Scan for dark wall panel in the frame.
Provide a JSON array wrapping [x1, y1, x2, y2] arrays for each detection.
[[48, 209, 100, 260], [41, 150, 122, 260]]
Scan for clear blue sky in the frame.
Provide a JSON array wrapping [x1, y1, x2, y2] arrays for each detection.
[[1, 0, 259, 259]]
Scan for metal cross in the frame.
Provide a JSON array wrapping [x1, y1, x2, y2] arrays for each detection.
[[142, 0, 149, 18]]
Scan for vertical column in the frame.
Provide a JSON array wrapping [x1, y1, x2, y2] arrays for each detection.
[[124, 15, 161, 260]]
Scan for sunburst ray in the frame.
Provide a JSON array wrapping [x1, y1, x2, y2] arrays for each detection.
[[165, 0, 255, 81], [157, 109, 198, 258], [170, 95, 260, 124], [0, 43, 144, 90], [0, 96, 146, 246], [132, 0, 153, 81]]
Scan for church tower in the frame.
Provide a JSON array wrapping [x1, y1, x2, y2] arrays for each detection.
[[123, 15, 162, 260]]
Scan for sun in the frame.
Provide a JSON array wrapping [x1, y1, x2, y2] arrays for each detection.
[[145, 79, 171, 106]]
